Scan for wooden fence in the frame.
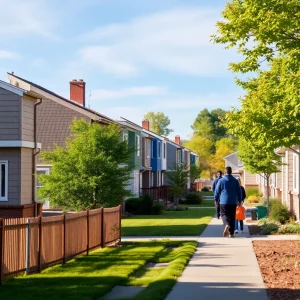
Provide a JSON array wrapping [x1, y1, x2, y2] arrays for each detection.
[[140, 186, 169, 205], [0, 205, 121, 284]]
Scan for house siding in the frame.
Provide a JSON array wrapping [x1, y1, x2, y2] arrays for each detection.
[[224, 154, 239, 170], [142, 137, 151, 168], [167, 143, 177, 170], [0, 87, 21, 140], [36, 97, 90, 163], [0, 148, 21, 205], [21, 96, 35, 142], [20, 148, 33, 205]]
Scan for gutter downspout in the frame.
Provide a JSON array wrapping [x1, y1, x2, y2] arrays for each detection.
[[32, 99, 43, 217]]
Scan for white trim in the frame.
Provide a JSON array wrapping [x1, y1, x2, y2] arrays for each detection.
[[142, 128, 165, 140], [0, 141, 42, 149], [293, 153, 299, 192], [136, 135, 140, 157], [0, 80, 26, 96], [158, 141, 161, 159], [0, 160, 8, 201]]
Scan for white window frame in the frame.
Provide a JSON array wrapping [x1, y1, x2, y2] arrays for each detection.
[[146, 139, 150, 158], [293, 154, 299, 192], [0, 161, 8, 201], [158, 141, 161, 159], [136, 135, 140, 157], [36, 168, 50, 202], [123, 132, 128, 142]]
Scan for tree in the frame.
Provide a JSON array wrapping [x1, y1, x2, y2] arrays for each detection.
[[192, 108, 228, 141], [190, 163, 201, 184], [212, 0, 300, 73], [144, 112, 173, 136], [166, 163, 189, 205], [238, 139, 282, 213], [212, 138, 236, 172], [38, 119, 133, 211]]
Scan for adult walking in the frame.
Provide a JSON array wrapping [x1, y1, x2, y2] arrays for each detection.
[[214, 166, 242, 237], [212, 170, 223, 219]]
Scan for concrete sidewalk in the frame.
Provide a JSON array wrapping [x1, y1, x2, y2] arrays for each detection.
[[166, 217, 268, 300]]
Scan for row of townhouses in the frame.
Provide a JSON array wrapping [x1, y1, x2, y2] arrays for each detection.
[[224, 150, 300, 221], [0, 73, 198, 219]]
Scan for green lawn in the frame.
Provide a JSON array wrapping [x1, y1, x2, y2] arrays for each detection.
[[122, 208, 215, 236], [188, 201, 215, 207], [0, 241, 197, 300], [200, 191, 213, 196]]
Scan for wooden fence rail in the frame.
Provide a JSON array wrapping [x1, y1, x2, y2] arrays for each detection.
[[0, 205, 121, 284]]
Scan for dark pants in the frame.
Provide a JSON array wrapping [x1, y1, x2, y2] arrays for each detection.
[[235, 220, 244, 231], [216, 202, 220, 218], [220, 204, 237, 235]]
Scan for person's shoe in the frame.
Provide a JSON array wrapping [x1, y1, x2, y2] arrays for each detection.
[[229, 234, 235, 238], [223, 225, 230, 237], [217, 215, 220, 219], [234, 230, 238, 234]]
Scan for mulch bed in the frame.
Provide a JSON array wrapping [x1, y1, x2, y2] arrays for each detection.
[[253, 241, 300, 300], [248, 224, 262, 235]]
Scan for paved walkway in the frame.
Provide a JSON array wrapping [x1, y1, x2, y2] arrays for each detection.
[[165, 217, 268, 300]]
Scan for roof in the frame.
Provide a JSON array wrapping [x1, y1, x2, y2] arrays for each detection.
[[7, 73, 114, 122], [223, 151, 238, 160], [0, 79, 27, 96]]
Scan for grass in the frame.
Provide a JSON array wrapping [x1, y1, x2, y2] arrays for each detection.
[[200, 191, 213, 196], [188, 201, 215, 207], [122, 208, 215, 236], [0, 241, 197, 300]]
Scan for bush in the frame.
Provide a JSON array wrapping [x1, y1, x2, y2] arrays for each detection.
[[125, 198, 142, 214], [246, 188, 261, 198], [201, 186, 210, 192], [185, 192, 203, 204], [246, 195, 260, 203], [152, 203, 165, 215], [278, 224, 300, 234], [140, 194, 154, 215], [269, 202, 290, 224], [260, 222, 279, 235]]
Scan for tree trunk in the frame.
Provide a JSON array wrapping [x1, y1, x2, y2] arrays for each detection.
[[266, 174, 270, 215]]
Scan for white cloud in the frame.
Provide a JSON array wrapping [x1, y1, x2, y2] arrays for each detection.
[[91, 86, 166, 100], [78, 7, 237, 76], [0, 50, 21, 59], [0, 0, 59, 38]]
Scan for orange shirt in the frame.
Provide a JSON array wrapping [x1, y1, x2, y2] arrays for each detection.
[[236, 206, 246, 220]]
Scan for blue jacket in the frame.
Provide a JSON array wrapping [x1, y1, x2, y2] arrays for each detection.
[[214, 175, 242, 205], [212, 176, 222, 193]]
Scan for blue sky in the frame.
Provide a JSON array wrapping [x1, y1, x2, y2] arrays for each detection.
[[0, 0, 243, 140]]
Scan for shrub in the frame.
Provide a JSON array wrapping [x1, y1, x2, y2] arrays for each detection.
[[269, 198, 282, 209], [269, 202, 290, 224], [257, 217, 269, 226], [246, 195, 260, 203], [125, 198, 142, 214], [260, 222, 279, 235], [152, 203, 165, 215], [140, 194, 154, 215], [246, 188, 261, 198], [278, 224, 300, 234], [201, 186, 210, 192], [185, 192, 203, 204]]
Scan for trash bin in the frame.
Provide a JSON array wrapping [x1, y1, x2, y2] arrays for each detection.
[[256, 206, 267, 220], [251, 209, 257, 220]]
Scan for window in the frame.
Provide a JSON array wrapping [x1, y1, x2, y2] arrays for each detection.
[[146, 139, 150, 158], [163, 143, 166, 159], [136, 135, 140, 156], [293, 154, 299, 192], [0, 161, 8, 201], [158, 141, 161, 159], [36, 168, 50, 202], [151, 141, 154, 158], [123, 133, 128, 142]]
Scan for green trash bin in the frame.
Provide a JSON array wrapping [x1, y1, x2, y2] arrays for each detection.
[[256, 206, 267, 220]]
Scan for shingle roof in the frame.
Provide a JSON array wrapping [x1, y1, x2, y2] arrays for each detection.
[[8, 73, 114, 122]]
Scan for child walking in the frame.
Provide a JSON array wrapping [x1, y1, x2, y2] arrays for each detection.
[[235, 203, 246, 234]]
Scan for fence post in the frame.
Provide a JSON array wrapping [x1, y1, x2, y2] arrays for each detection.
[[86, 210, 90, 255], [63, 214, 66, 264], [38, 216, 42, 273], [25, 219, 31, 275], [101, 207, 104, 248], [0, 219, 4, 285], [119, 205, 122, 244]]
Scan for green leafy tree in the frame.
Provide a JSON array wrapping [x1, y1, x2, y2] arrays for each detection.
[[212, 138, 236, 172], [166, 163, 189, 205], [38, 119, 133, 211], [144, 112, 173, 136], [212, 0, 300, 73], [238, 139, 282, 213], [190, 163, 201, 183]]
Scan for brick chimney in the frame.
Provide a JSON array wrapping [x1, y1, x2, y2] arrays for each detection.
[[70, 79, 85, 106], [142, 120, 150, 130], [175, 135, 181, 145]]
